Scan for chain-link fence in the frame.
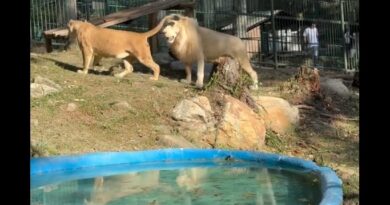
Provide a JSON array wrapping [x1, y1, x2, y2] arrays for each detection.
[[30, 0, 359, 71]]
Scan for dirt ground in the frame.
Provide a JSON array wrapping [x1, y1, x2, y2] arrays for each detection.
[[30, 48, 359, 204]]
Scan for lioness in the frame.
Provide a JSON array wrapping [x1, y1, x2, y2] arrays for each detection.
[[161, 14, 259, 90], [67, 16, 169, 80]]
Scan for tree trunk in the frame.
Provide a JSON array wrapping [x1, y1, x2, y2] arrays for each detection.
[[295, 66, 321, 94], [207, 57, 259, 112]]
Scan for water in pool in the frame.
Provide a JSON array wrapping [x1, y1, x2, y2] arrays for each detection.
[[31, 162, 322, 205]]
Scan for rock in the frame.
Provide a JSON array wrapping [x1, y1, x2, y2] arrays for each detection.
[[171, 96, 217, 148], [31, 83, 60, 98], [31, 76, 62, 98], [255, 96, 299, 134], [158, 135, 196, 148], [110, 101, 131, 110], [216, 95, 266, 150], [66, 103, 77, 112], [171, 96, 215, 132], [33, 76, 62, 90], [320, 78, 351, 98]]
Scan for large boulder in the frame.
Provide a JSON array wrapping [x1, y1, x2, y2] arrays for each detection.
[[171, 96, 215, 132], [320, 78, 351, 98], [171, 96, 216, 147], [254, 96, 299, 134], [215, 95, 266, 150]]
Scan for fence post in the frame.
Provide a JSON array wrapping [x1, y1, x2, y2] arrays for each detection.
[[340, 0, 348, 72], [270, 0, 278, 69]]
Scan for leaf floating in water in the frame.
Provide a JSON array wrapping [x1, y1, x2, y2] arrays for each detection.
[[225, 155, 233, 161]]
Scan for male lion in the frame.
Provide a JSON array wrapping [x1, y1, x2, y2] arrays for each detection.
[[67, 16, 169, 80], [162, 14, 259, 90]]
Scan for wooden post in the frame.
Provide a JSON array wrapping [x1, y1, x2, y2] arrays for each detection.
[[45, 37, 53, 53]]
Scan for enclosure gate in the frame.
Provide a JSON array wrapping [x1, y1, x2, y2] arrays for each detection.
[[30, 0, 359, 71]]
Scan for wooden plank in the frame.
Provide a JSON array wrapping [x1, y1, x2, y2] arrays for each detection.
[[163, 1, 195, 10], [96, 0, 182, 27], [44, 37, 53, 53]]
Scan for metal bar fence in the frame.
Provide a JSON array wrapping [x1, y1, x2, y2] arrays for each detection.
[[30, 0, 359, 71]]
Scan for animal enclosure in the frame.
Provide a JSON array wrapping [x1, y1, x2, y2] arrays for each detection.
[[30, 0, 359, 71]]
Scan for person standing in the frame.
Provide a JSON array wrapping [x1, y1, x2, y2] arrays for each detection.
[[303, 23, 319, 68]]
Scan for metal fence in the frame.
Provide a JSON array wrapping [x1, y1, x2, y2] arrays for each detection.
[[30, 0, 359, 71]]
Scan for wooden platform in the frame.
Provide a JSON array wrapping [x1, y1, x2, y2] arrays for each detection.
[[43, 0, 195, 52]]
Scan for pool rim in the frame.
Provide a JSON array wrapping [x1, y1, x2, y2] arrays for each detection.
[[31, 148, 343, 205]]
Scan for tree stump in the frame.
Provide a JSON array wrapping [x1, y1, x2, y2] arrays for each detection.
[[206, 57, 259, 112], [295, 66, 321, 94]]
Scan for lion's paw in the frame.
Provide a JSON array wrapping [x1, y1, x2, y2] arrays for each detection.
[[195, 82, 204, 90], [114, 73, 125, 78], [77, 70, 88, 74], [179, 79, 191, 84]]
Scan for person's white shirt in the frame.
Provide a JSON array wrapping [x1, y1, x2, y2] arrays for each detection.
[[303, 26, 319, 45], [344, 31, 351, 44]]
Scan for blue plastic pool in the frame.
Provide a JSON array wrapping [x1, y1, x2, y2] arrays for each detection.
[[31, 148, 343, 205]]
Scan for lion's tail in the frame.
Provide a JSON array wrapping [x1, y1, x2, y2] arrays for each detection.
[[143, 15, 170, 38]]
